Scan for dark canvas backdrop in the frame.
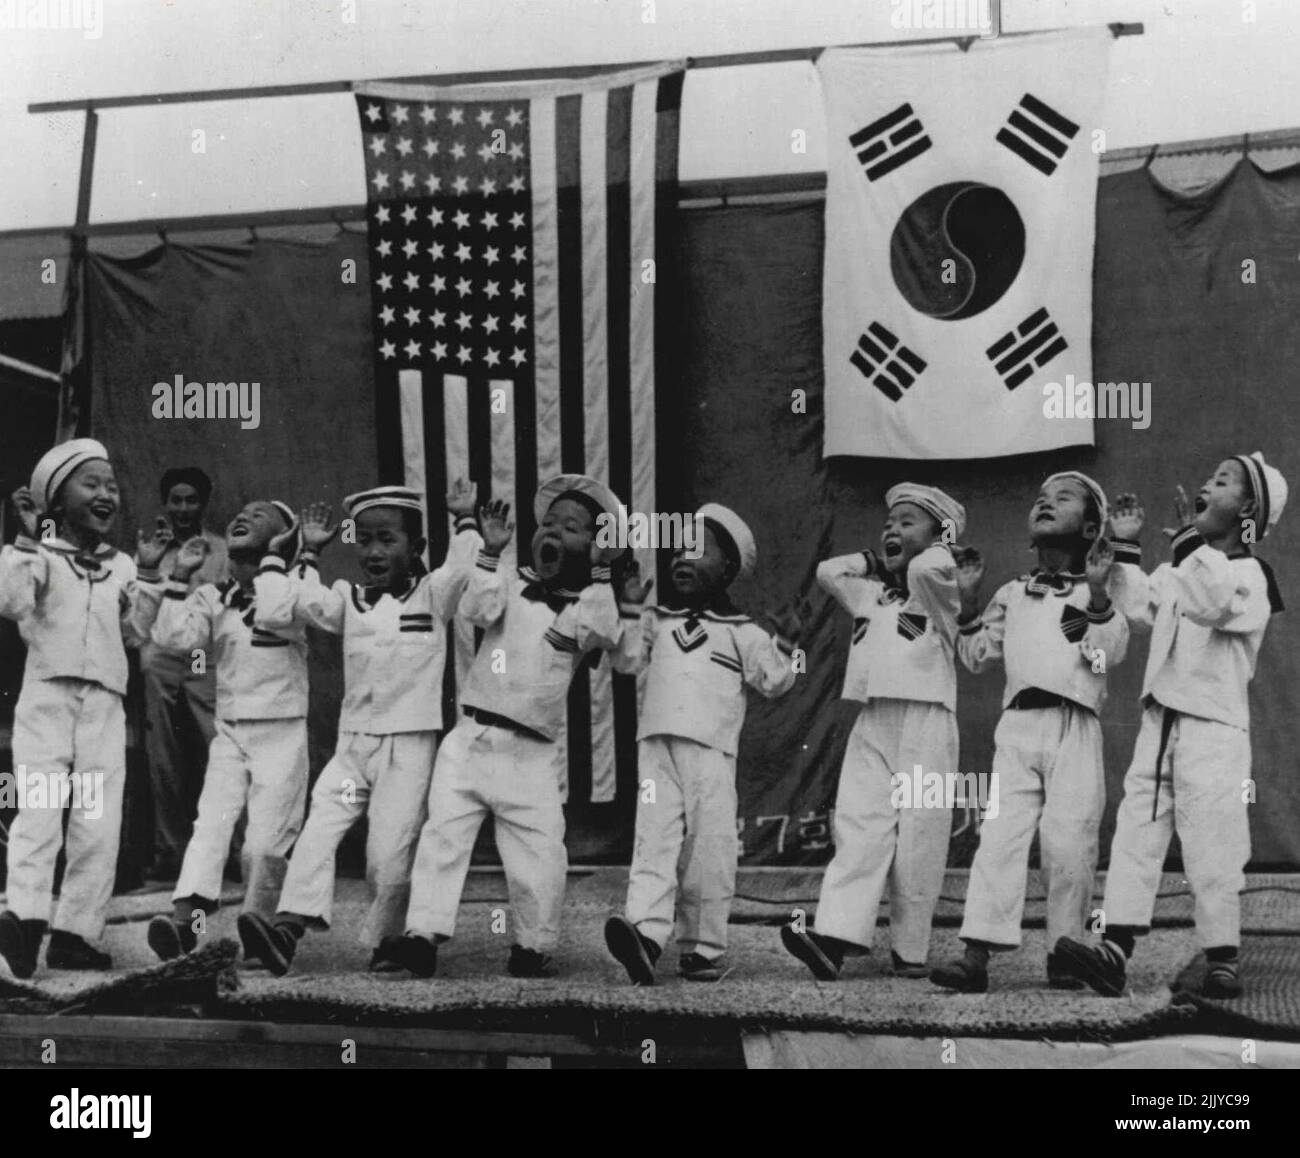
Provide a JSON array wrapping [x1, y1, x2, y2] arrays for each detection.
[[73, 159, 1300, 868], [683, 160, 1300, 869]]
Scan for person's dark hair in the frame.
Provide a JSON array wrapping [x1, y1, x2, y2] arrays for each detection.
[[159, 467, 213, 507], [398, 508, 425, 543]]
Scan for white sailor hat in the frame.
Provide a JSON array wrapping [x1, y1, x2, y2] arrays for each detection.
[[533, 473, 625, 528], [269, 500, 302, 561], [697, 502, 757, 581], [1232, 452, 1288, 538], [30, 438, 111, 513], [1043, 470, 1109, 530], [884, 482, 967, 540], [343, 486, 426, 519]]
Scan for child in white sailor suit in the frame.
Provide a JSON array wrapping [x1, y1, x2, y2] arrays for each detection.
[[931, 472, 1128, 993], [782, 483, 965, 981], [0, 439, 171, 978], [604, 503, 800, 985], [236, 481, 481, 975], [145, 499, 312, 961], [384, 474, 626, 979], [1055, 453, 1286, 1000]]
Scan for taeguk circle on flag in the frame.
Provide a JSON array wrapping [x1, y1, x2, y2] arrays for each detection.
[[889, 181, 1025, 321]]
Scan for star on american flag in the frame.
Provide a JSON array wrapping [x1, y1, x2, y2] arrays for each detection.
[[358, 97, 533, 373]]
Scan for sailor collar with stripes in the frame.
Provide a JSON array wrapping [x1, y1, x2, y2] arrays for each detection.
[[21, 535, 123, 580], [516, 564, 592, 613], [350, 573, 420, 612], [1022, 568, 1086, 598], [644, 601, 752, 625]]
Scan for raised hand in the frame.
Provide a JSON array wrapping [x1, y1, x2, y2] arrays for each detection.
[[618, 558, 654, 605], [10, 487, 40, 540], [300, 503, 338, 551], [1163, 485, 1193, 539], [136, 515, 174, 569], [1109, 493, 1144, 540], [446, 477, 477, 518], [479, 499, 514, 556], [769, 599, 809, 644], [1085, 536, 1115, 595], [172, 535, 210, 581]]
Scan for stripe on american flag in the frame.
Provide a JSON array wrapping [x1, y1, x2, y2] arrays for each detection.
[[356, 63, 683, 806]]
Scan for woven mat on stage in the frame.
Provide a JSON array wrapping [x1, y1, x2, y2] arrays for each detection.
[[1171, 936, 1300, 1042], [217, 883, 1192, 1042]]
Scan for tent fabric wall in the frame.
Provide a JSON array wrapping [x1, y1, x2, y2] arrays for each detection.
[[70, 159, 1300, 869], [677, 159, 1300, 868]]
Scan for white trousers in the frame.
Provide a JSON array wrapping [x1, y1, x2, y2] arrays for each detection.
[[960, 704, 1104, 949], [405, 719, 567, 952], [5, 677, 125, 942], [1103, 704, 1251, 949], [276, 730, 437, 947], [173, 717, 308, 918], [815, 700, 956, 963], [626, 735, 739, 960]]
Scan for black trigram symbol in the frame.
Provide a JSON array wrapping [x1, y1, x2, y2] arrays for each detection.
[[849, 103, 932, 182], [996, 94, 1079, 176], [850, 322, 927, 401], [986, 307, 1067, 390]]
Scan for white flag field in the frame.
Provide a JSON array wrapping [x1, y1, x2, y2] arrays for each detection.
[[818, 29, 1113, 460]]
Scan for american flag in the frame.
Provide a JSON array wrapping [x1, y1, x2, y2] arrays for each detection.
[[354, 65, 684, 808]]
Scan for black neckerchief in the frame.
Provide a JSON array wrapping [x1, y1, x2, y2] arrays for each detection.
[[1025, 569, 1084, 597], [358, 574, 417, 607], [518, 565, 584, 614], [218, 579, 257, 625]]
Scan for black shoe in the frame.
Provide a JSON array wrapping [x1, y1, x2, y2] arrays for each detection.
[[1052, 936, 1126, 997], [780, 925, 844, 981], [890, 951, 930, 979], [508, 945, 557, 978], [45, 930, 112, 971], [380, 934, 438, 978], [1046, 951, 1085, 990], [368, 947, 408, 973], [0, 911, 45, 980], [604, 915, 660, 986], [146, 916, 196, 962], [929, 957, 989, 993], [237, 913, 297, 976], [679, 952, 725, 982], [1202, 959, 1242, 999]]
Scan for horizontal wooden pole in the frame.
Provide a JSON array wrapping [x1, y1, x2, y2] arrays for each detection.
[[27, 24, 1143, 114]]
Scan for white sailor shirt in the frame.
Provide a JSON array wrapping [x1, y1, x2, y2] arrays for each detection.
[[254, 521, 481, 734], [957, 569, 1129, 714], [455, 553, 622, 741], [816, 544, 960, 711], [613, 602, 796, 757], [0, 534, 162, 696], [1108, 529, 1279, 731], [152, 556, 309, 721]]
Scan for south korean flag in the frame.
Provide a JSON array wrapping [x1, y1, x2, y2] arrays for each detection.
[[817, 29, 1112, 459]]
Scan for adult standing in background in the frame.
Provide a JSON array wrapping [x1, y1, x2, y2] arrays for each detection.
[[140, 467, 227, 884]]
